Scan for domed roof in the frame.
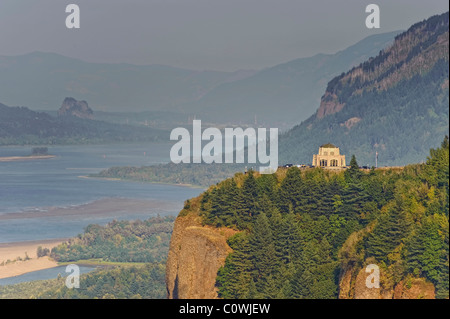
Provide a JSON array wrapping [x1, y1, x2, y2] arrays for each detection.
[[320, 143, 337, 148]]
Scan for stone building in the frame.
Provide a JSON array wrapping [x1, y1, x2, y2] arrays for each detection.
[[312, 143, 346, 168]]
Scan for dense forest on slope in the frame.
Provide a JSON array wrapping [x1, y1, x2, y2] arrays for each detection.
[[51, 216, 175, 263], [0, 102, 167, 145], [196, 137, 449, 299], [280, 12, 449, 166]]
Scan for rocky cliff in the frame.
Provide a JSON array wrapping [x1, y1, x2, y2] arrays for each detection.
[[316, 12, 449, 119], [166, 196, 237, 299], [279, 12, 449, 166], [337, 221, 437, 299], [339, 264, 436, 299], [58, 97, 93, 119], [166, 163, 445, 299], [167, 211, 438, 299]]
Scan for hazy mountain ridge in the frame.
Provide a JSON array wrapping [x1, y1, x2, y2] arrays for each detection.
[[279, 12, 449, 167], [0, 101, 167, 145], [192, 31, 401, 125], [317, 12, 449, 119], [0, 51, 256, 113], [0, 32, 399, 127]]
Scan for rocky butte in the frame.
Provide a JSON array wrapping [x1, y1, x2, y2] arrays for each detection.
[[58, 97, 94, 119]]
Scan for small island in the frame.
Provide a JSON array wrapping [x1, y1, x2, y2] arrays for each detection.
[[0, 147, 55, 162]]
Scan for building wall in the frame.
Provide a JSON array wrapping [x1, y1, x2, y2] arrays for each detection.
[[313, 147, 346, 167]]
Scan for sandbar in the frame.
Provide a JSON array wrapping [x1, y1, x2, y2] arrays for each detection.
[[0, 197, 178, 221], [0, 239, 66, 279], [0, 155, 56, 162]]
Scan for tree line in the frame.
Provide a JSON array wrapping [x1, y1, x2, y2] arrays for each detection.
[[199, 137, 449, 298]]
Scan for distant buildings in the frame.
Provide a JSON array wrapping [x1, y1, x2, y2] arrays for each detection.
[[312, 143, 346, 168]]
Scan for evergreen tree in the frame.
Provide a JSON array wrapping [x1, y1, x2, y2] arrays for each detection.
[[235, 171, 259, 229], [406, 216, 445, 286], [216, 233, 253, 299], [278, 167, 303, 214], [249, 212, 279, 293], [365, 207, 410, 264]]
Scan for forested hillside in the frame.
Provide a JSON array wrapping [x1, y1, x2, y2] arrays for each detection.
[[51, 216, 175, 263], [280, 12, 449, 166], [193, 31, 399, 125], [190, 137, 449, 299], [0, 102, 166, 145]]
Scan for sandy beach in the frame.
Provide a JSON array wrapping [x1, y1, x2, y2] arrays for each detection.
[[0, 197, 181, 279], [0, 155, 56, 162], [0, 239, 66, 279]]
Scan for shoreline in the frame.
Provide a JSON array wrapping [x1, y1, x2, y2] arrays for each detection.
[[0, 238, 67, 279], [82, 174, 205, 189], [0, 197, 179, 221], [0, 155, 56, 162]]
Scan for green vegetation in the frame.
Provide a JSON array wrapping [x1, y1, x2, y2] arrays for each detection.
[[198, 137, 449, 299], [0, 278, 63, 299], [0, 216, 174, 299], [280, 58, 449, 166], [38, 263, 167, 299], [0, 102, 167, 146], [92, 162, 246, 188], [280, 12, 449, 166], [51, 216, 175, 263], [0, 263, 166, 299]]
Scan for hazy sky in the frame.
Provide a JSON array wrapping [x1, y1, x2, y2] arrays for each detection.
[[0, 0, 448, 71]]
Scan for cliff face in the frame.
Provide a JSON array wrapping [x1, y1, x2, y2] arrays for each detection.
[[167, 204, 438, 300], [279, 12, 449, 166], [337, 222, 436, 299], [316, 12, 449, 119], [166, 197, 237, 299], [339, 265, 436, 299]]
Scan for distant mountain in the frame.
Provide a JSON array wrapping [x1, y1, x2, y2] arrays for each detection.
[[279, 12, 449, 166], [0, 101, 167, 145], [192, 31, 401, 126], [0, 52, 256, 113], [0, 32, 399, 127]]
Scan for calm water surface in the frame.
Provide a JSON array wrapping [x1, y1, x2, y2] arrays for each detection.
[[0, 143, 203, 243]]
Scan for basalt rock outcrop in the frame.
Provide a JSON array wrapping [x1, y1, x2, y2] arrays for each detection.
[[166, 197, 237, 299], [58, 97, 93, 119]]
